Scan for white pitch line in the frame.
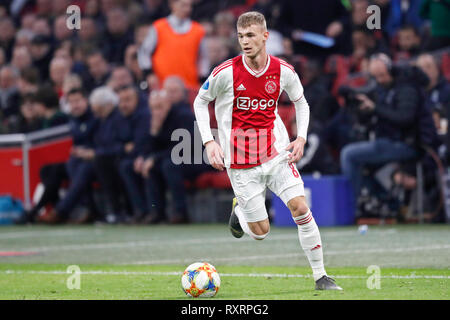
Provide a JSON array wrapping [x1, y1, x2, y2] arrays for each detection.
[[1, 270, 448, 279], [0, 229, 96, 240]]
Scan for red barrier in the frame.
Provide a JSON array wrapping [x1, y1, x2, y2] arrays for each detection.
[[0, 138, 72, 204], [0, 148, 24, 200], [0, 126, 72, 208], [28, 138, 72, 200]]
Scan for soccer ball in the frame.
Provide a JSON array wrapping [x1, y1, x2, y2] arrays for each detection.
[[181, 262, 220, 298]]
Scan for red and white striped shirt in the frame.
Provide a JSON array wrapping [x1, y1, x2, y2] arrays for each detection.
[[194, 54, 308, 169]]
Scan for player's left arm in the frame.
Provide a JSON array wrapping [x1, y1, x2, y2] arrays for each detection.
[[282, 67, 310, 164]]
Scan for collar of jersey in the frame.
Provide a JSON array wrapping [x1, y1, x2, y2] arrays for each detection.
[[241, 54, 271, 78]]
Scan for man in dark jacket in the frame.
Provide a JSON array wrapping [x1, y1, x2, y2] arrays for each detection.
[[416, 53, 450, 136], [137, 89, 212, 224], [340, 53, 435, 215], [114, 85, 151, 221], [32, 84, 69, 129], [67, 86, 128, 223], [24, 88, 98, 223]]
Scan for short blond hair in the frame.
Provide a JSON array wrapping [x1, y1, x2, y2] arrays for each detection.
[[237, 11, 267, 31]]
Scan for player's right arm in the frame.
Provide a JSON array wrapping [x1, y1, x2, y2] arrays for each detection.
[[193, 68, 226, 171]]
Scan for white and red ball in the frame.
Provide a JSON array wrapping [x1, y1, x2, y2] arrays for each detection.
[[181, 262, 220, 298]]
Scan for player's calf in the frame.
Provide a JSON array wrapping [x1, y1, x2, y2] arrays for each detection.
[[247, 220, 270, 240]]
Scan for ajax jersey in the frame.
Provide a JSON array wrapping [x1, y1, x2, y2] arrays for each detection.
[[197, 54, 304, 169]]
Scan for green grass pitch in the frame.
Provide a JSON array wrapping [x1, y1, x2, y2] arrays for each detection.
[[0, 224, 448, 300]]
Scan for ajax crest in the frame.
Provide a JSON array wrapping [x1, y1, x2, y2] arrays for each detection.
[[265, 80, 277, 94]]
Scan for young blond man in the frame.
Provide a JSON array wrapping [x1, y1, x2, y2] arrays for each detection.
[[193, 11, 342, 290]]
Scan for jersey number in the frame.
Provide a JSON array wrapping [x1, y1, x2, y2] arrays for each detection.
[[289, 163, 300, 178]]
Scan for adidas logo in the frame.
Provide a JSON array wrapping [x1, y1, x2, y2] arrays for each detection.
[[237, 84, 246, 91]]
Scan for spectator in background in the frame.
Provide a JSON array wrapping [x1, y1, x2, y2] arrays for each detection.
[[49, 57, 72, 98], [88, 86, 128, 223], [0, 17, 16, 61], [138, 88, 211, 224], [17, 68, 40, 96], [13, 29, 34, 49], [100, 0, 121, 13], [142, 0, 170, 23], [30, 34, 53, 81], [250, 0, 283, 29], [51, 0, 71, 17], [19, 12, 37, 32], [393, 25, 422, 62], [0, 65, 21, 119], [291, 116, 340, 175], [31, 16, 52, 37], [32, 84, 68, 129], [60, 73, 83, 114], [83, 50, 111, 92], [84, 0, 103, 22], [116, 85, 151, 222], [277, 0, 351, 59], [420, 0, 450, 50], [108, 66, 136, 92], [350, 26, 390, 72], [162, 75, 189, 106], [7, 93, 41, 133], [213, 11, 236, 39], [350, 0, 370, 29], [77, 17, 100, 48], [302, 59, 340, 127], [199, 36, 231, 81], [382, 0, 424, 38], [102, 7, 134, 64], [38, 88, 99, 224], [134, 22, 151, 48], [19, 88, 96, 224], [11, 46, 33, 73], [124, 44, 145, 89], [138, 0, 206, 89], [53, 14, 74, 45], [212, 11, 240, 59], [340, 54, 430, 216], [416, 53, 450, 135], [34, 0, 53, 19]]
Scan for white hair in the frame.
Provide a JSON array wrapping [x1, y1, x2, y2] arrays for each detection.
[[89, 86, 119, 107]]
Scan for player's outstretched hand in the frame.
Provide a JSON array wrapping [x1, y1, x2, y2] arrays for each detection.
[[285, 137, 306, 164], [205, 140, 225, 171]]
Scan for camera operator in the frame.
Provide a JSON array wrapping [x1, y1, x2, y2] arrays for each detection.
[[340, 53, 434, 215]]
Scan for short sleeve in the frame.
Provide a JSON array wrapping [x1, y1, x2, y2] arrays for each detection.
[[197, 71, 223, 102]]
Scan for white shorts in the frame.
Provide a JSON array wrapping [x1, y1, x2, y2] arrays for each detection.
[[227, 152, 305, 223]]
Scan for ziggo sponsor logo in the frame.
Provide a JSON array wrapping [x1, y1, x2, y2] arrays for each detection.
[[236, 97, 276, 111]]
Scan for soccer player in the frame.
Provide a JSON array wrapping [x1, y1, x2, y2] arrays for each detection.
[[193, 11, 342, 290]]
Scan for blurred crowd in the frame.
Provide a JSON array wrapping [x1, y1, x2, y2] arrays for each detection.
[[0, 0, 449, 224]]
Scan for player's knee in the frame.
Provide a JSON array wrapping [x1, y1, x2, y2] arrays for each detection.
[[288, 197, 309, 218]]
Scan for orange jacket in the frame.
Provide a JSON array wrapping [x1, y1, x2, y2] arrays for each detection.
[[152, 18, 205, 89]]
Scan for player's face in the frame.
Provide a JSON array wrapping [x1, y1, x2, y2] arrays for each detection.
[[237, 24, 268, 59]]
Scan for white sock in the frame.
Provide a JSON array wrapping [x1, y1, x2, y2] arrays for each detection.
[[293, 210, 327, 281]]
